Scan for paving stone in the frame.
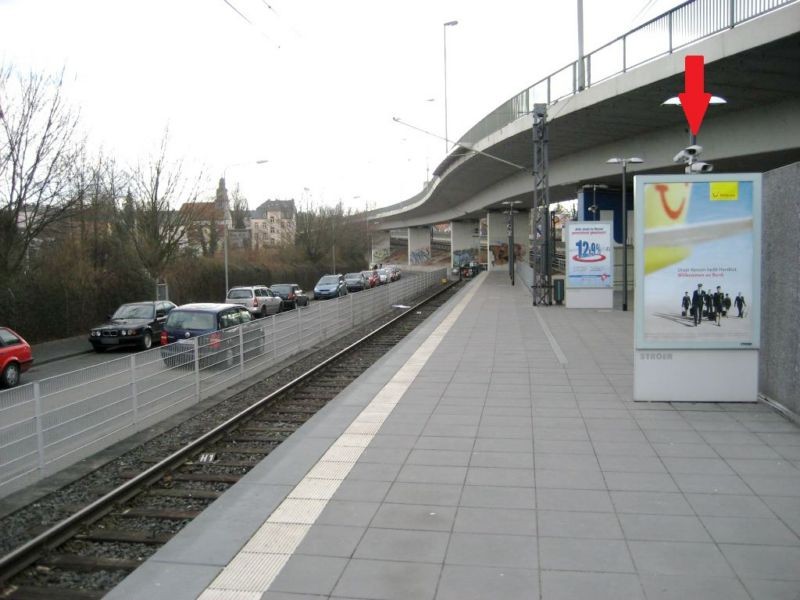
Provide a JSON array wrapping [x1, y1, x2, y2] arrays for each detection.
[[639, 574, 751, 600], [332, 558, 441, 600], [436, 565, 539, 600], [269, 555, 348, 596], [371, 503, 456, 532], [628, 541, 735, 577], [453, 506, 537, 536], [445, 532, 538, 569], [541, 571, 645, 600], [539, 537, 634, 573], [538, 510, 623, 539], [354, 528, 449, 563]]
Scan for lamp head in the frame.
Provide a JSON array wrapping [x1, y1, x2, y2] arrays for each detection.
[[444, 20, 458, 26]]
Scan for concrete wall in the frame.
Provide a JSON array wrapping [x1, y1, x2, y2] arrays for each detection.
[[371, 230, 390, 266], [760, 162, 800, 417], [486, 212, 508, 271], [408, 226, 432, 265], [514, 211, 531, 263], [451, 220, 479, 267]]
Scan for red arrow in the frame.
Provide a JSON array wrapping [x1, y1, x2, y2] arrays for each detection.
[[678, 55, 712, 136]]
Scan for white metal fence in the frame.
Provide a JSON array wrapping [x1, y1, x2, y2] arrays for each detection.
[[0, 270, 447, 499]]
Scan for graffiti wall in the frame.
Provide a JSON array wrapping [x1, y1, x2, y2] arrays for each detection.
[[407, 226, 432, 265], [410, 247, 432, 264]]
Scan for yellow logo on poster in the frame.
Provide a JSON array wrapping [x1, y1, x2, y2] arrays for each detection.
[[710, 182, 738, 201]]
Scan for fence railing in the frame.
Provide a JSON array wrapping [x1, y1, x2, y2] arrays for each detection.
[[0, 270, 447, 499], [458, 0, 796, 146]]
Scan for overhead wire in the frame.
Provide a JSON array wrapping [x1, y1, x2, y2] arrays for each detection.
[[221, 0, 280, 47]]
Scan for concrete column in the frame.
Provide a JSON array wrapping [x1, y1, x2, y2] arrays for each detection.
[[407, 226, 432, 265], [513, 210, 531, 265], [450, 220, 479, 268], [486, 211, 508, 271], [371, 230, 390, 266]]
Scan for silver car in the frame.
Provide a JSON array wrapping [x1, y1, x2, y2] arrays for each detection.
[[225, 286, 282, 317]]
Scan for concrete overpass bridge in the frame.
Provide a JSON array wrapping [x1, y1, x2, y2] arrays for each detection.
[[366, 0, 800, 277]]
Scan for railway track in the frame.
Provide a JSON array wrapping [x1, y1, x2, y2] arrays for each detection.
[[0, 279, 464, 600]]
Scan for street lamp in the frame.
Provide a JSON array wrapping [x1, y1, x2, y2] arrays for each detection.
[[582, 183, 608, 221], [222, 159, 269, 296], [606, 157, 643, 312], [443, 20, 458, 154]]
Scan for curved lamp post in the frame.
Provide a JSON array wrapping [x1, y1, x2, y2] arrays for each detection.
[[221, 159, 269, 296]]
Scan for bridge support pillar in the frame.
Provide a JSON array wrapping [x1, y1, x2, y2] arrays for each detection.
[[487, 211, 510, 271], [514, 210, 531, 267], [408, 226, 432, 266], [371, 230, 390, 267], [450, 220, 479, 269]]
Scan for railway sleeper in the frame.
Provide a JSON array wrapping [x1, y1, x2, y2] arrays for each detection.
[[39, 554, 143, 572], [147, 488, 223, 499], [115, 508, 202, 520], [76, 530, 172, 545], [1, 584, 107, 600]]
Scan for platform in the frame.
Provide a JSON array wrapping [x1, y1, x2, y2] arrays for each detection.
[[107, 272, 800, 600]]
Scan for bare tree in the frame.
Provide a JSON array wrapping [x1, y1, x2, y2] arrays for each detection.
[[0, 65, 83, 279], [128, 130, 203, 281], [231, 184, 249, 229]]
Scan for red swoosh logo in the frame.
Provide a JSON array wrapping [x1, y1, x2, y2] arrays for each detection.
[[655, 184, 686, 220]]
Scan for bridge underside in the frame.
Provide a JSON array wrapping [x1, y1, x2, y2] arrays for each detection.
[[371, 15, 800, 230]]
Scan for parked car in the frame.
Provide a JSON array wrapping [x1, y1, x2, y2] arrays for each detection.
[[344, 272, 368, 292], [377, 268, 390, 285], [0, 327, 33, 388], [388, 265, 402, 281], [313, 274, 347, 300], [160, 303, 263, 368], [225, 286, 282, 317], [271, 284, 309, 310], [361, 270, 378, 288], [89, 301, 177, 352]]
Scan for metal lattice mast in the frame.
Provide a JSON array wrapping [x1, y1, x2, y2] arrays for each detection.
[[530, 103, 552, 305]]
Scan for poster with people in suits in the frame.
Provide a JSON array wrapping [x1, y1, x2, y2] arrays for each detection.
[[634, 174, 761, 350]]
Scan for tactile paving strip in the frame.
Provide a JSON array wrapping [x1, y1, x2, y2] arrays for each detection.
[[201, 274, 487, 598]]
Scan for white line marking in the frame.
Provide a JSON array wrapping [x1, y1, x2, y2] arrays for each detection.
[[533, 306, 568, 365], [199, 275, 487, 598]]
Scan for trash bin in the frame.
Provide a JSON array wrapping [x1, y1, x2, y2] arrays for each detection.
[[553, 279, 565, 304]]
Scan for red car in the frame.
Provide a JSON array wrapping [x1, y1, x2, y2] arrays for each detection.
[[0, 327, 33, 388], [361, 271, 379, 288]]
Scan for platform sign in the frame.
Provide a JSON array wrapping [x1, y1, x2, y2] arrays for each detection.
[[634, 174, 761, 350], [566, 222, 613, 289]]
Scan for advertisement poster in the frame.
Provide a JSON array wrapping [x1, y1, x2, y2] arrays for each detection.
[[634, 174, 761, 350], [566, 222, 613, 289]]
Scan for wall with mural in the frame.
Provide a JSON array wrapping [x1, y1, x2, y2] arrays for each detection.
[[488, 243, 524, 266]]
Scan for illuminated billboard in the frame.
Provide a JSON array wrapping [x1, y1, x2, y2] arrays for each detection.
[[634, 174, 761, 350]]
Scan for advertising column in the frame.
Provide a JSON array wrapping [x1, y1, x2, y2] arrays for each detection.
[[565, 222, 614, 308], [633, 174, 761, 402]]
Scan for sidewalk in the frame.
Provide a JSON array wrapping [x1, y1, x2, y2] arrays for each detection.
[[108, 271, 800, 600], [30, 334, 92, 365]]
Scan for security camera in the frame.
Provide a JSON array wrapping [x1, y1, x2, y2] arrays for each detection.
[[684, 144, 702, 156], [686, 162, 714, 173], [673, 144, 704, 164]]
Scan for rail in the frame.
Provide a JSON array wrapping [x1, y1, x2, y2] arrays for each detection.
[[457, 0, 796, 146], [0, 277, 461, 587], [0, 270, 447, 499]]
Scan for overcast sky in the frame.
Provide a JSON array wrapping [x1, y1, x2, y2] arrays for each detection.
[[0, 0, 683, 212]]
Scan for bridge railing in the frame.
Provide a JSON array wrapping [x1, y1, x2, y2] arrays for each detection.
[[458, 0, 796, 146]]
